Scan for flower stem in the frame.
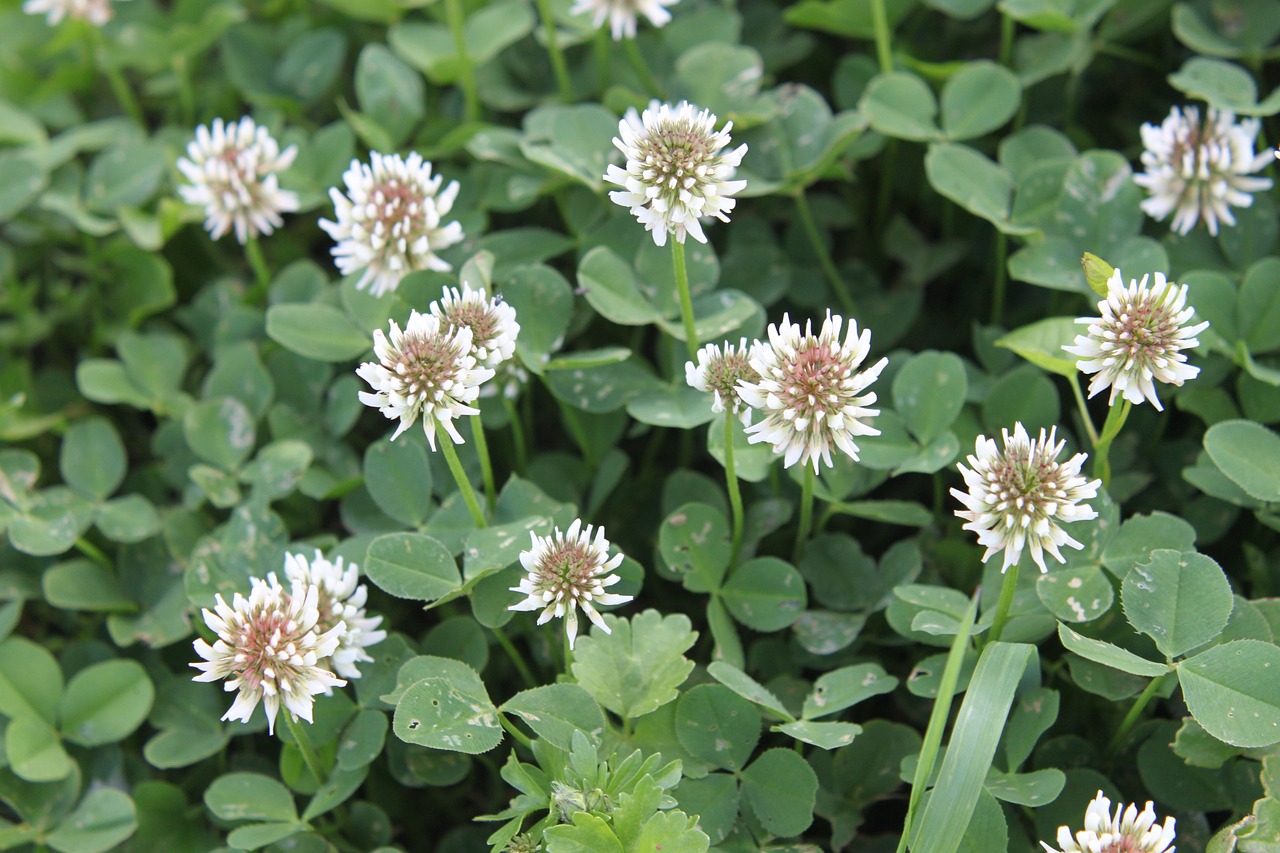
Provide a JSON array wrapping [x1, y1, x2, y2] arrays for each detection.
[[985, 561, 1020, 646], [502, 395, 528, 473], [870, 0, 894, 73], [794, 190, 855, 314], [499, 712, 534, 749], [245, 236, 271, 302], [283, 712, 325, 786], [492, 625, 538, 689], [671, 239, 699, 361], [593, 28, 613, 92], [1107, 673, 1170, 753], [444, 0, 482, 123], [1092, 400, 1131, 489], [435, 419, 487, 528], [90, 27, 145, 127], [998, 13, 1015, 67], [74, 537, 112, 569], [1070, 374, 1100, 446], [792, 466, 815, 563], [723, 413, 745, 570], [533, 0, 574, 102], [563, 630, 575, 675], [622, 37, 663, 98], [991, 229, 1008, 326], [470, 414, 497, 513]]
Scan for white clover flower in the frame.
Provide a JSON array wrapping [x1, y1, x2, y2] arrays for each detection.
[[282, 551, 386, 681], [320, 152, 464, 297], [1133, 105, 1273, 236], [737, 312, 887, 473], [508, 519, 632, 650], [1041, 790, 1175, 853], [190, 576, 345, 735], [23, 0, 112, 25], [570, 0, 680, 40], [951, 423, 1101, 575], [176, 117, 299, 245], [604, 101, 747, 247], [431, 282, 520, 369], [356, 310, 495, 448], [686, 338, 755, 426], [1063, 269, 1209, 412]]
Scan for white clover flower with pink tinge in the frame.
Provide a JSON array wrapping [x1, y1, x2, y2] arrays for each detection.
[[431, 281, 520, 370], [356, 311, 495, 447], [176, 117, 299, 245], [570, 0, 680, 39], [190, 575, 345, 735], [737, 312, 887, 473], [508, 519, 632, 650], [605, 101, 747, 247], [686, 338, 755, 426], [1040, 790, 1175, 853], [1063, 269, 1208, 412], [951, 423, 1101, 574], [282, 551, 386, 681], [1133, 104, 1273, 236], [321, 152, 464, 297], [23, 0, 112, 25]]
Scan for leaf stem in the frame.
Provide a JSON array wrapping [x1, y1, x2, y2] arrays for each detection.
[[793, 465, 815, 563], [593, 28, 613, 92], [90, 27, 145, 127], [723, 413, 745, 571], [1091, 399, 1131, 489], [245, 236, 271, 303], [470, 413, 497, 513], [991, 229, 1008, 326], [499, 711, 534, 749], [999, 13, 1015, 67], [985, 561, 1020, 646], [1107, 673, 1169, 753], [435, 419, 487, 528], [492, 626, 538, 689], [283, 712, 326, 786], [870, 0, 894, 73], [534, 0, 574, 102], [671, 239, 699, 361], [502, 395, 529, 473], [794, 190, 854, 314], [1070, 373, 1100, 446], [74, 537, 112, 569], [444, 0, 482, 122], [622, 37, 662, 98]]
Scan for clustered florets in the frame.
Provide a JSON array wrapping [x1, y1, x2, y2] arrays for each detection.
[[1040, 790, 1176, 853], [605, 100, 747, 246], [685, 338, 756, 426], [321, 152, 464, 297], [1133, 104, 1273, 236], [23, 0, 112, 25], [1064, 268, 1209, 411], [569, 0, 680, 39], [176, 117, 299, 245]]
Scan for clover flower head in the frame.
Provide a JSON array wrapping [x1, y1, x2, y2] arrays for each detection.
[[320, 152, 464, 297], [430, 281, 520, 369], [951, 423, 1101, 574], [1040, 790, 1175, 853], [1133, 104, 1273, 236], [604, 100, 747, 246], [356, 310, 495, 447], [569, 0, 680, 40], [686, 338, 756, 426], [176, 117, 299, 245], [736, 312, 887, 473], [23, 0, 112, 25], [190, 575, 345, 735], [1064, 269, 1209, 412], [282, 551, 386, 681], [508, 519, 631, 650]]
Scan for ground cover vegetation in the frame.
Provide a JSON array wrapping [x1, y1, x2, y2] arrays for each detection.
[[1, 0, 1280, 850]]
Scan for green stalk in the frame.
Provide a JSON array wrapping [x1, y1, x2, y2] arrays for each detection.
[[499, 712, 534, 749], [622, 37, 663, 98], [991, 229, 1008, 326], [1107, 672, 1170, 753], [470, 413, 497, 513], [533, 0, 574, 102], [283, 712, 326, 785], [492, 626, 538, 689], [984, 561, 1020, 646], [245, 236, 271, 302], [435, 419, 487, 528], [594, 28, 613, 92], [563, 631, 575, 675], [502, 395, 529, 473], [870, 0, 894, 73], [998, 13, 1015, 67], [723, 412, 745, 570], [90, 27, 144, 127], [671, 239, 699, 361], [74, 537, 112, 569], [1091, 399, 1131, 489], [794, 191, 854, 314], [1069, 374, 1100, 446], [792, 465, 815, 563], [444, 0, 482, 122]]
